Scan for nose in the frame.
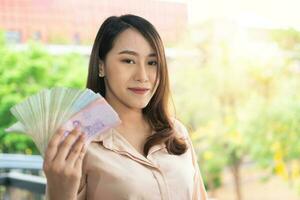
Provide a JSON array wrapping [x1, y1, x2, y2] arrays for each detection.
[[134, 62, 149, 82]]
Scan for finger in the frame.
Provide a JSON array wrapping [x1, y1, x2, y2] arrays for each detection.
[[44, 128, 65, 163], [66, 133, 86, 167], [74, 142, 88, 168], [54, 127, 82, 163]]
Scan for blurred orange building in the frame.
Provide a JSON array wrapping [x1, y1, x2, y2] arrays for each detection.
[[0, 0, 187, 44]]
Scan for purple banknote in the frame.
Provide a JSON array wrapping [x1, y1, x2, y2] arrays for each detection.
[[60, 98, 121, 143]]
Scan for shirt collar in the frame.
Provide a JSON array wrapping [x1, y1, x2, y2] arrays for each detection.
[[91, 128, 166, 167]]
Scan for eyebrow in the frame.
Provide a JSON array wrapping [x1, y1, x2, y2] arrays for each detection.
[[118, 50, 157, 57]]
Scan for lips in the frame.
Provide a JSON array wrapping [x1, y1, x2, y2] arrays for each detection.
[[128, 87, 150, 94]]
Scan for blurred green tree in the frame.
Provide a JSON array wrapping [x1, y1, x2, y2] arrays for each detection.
[[171, 20, 300, 198], [0, 32, 87, 154]]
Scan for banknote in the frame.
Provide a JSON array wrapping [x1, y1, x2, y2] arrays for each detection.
[[5, 87, 121, 156], [60, 98, 122, 144]]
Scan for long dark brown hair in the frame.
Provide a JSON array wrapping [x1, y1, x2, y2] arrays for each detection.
[[86, 14, 187, 156]]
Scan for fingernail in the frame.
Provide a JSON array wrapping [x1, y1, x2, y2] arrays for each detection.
[[64, 130, 70, 136], [73, 120, 81, 128]]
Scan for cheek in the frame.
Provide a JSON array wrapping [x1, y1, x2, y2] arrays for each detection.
[[105, 67, 132, 93], [107, 73, 127, 88], [106, 63, 127, 80], [106, 62, 121, 76], [149, 67, 158, 82], [150, 74, 160, 94]]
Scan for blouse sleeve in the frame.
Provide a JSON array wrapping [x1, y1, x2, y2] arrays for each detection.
[[173, 118, 208, 200], [186, 135, 208, 200]]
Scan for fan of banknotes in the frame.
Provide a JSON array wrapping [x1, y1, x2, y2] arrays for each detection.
[[5, 87, 121, 156]]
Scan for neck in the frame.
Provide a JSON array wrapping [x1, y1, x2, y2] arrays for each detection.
[[105, 95, 148, 130]]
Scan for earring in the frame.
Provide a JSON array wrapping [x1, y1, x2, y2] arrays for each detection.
[[98, 62, 105, 77], [98, 72, 105, 77]]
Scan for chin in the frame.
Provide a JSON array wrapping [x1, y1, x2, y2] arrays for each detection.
[[129, 101, 150, 110]]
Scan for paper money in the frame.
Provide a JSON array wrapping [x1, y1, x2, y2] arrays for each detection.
[[5, 87, 121, 156], [60, 98, 121, 143]]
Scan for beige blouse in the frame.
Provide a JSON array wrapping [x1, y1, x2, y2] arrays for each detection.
[[46, 119, 208, 200]]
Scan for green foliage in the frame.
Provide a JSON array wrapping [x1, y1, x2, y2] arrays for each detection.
[[2, 21, 300, 195], [171, 21, 300, 193], [0, 33, 88, 154], [269, 28, 300, 50]]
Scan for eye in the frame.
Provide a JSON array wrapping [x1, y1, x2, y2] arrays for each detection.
[[122, 59, 135, 64], [148, 61, 158, 66]]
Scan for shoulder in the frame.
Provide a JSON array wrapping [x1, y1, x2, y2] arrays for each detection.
[[170, 117, 190, 140], [81, 141, 107, 173]]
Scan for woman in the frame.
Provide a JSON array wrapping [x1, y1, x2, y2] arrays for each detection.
[[43, 14, 208, 200]]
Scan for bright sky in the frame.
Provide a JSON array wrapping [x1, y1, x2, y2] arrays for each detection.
[[188, 0, 300, 29]]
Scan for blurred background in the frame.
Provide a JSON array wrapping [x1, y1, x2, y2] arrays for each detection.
[[1, 0, 300, 199]]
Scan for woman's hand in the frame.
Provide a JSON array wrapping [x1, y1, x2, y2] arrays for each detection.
[[43, 126, 87, 200]]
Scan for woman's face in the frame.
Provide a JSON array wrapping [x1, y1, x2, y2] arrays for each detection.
[[100, 28, 159, 111]]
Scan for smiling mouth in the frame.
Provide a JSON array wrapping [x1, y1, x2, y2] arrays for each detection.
[[128, 88, 150, 95]]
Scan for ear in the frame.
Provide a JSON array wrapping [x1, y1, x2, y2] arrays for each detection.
[[98, 60, 105, 77]]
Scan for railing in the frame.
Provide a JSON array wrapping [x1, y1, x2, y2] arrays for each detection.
[[0, 153, 45, 200]]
